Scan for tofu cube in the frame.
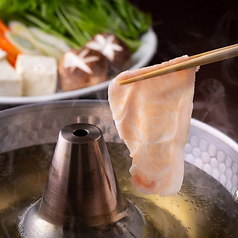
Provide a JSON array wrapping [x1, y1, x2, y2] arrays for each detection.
[[0, 59, 22, 96], [16, 55, 57, 96]]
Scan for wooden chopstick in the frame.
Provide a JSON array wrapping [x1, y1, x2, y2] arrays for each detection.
[[118, 43, 238, 86]]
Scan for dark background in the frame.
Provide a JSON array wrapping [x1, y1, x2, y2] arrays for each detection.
[[130, 0, 238, 142]]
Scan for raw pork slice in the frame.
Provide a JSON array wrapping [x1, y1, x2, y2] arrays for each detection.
[[108, 55, 198, 196]]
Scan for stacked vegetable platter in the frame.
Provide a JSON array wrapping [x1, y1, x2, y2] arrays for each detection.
[[0, 0, 157, 104]]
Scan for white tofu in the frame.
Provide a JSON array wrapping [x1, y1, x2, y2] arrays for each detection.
[[0, 59, 22, 97], [16, 55, 57, 96]]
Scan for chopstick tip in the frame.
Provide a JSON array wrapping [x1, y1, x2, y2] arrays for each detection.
[[118, 81, 125, 86]]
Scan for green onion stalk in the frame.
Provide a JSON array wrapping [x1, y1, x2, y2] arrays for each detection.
[[0, 0, 151, 51]]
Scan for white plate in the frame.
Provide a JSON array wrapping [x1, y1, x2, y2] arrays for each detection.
[[0, 28, 158, 105]]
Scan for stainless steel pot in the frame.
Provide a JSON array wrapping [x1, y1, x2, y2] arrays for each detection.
[[0, 100, 237, 238]]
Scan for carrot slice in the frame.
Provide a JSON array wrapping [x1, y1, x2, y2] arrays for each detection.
[[0, 20, 22, 66]]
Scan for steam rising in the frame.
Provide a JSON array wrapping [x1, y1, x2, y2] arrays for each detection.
[[192, 5, 238, 143], [193, 78, 238, 141]]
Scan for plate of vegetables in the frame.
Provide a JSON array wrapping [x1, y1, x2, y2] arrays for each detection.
[[0, 0, 157, 104]]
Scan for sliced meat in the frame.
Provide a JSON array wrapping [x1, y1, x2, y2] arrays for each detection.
[[108, 55, 198, 196]]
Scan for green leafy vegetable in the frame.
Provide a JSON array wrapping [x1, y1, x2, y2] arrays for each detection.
[[0, 0, 151, 51]]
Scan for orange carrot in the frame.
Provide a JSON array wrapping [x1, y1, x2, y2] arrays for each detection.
[[0, 20, 22, 66]]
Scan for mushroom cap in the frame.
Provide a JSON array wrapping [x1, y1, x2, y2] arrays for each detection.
[[85, 33, 132, 75], [58, 47, 108, 91]]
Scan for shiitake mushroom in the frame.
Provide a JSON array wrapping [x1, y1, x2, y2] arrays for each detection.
[[85, 33, 132, 75], [58, 33, 132, 91], [58, 47, 108, 91]]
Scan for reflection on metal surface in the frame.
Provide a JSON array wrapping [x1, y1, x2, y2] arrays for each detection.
[[19, 123, 144, 238], [234, 190, 238, 201], [20, 198, 144, 238]]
